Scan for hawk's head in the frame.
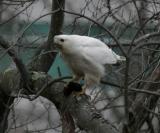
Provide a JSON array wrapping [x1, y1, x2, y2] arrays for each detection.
[[54, 35, 79, 54]]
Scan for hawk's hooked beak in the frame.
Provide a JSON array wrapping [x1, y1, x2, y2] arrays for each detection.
[[54, 43, 63, 49], [54, 37, 63, 49]]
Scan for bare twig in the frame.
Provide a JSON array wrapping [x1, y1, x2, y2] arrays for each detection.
[[0, 1, 34, 26]]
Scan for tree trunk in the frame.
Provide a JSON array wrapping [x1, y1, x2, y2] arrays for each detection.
[[29, 0, 65, 72]]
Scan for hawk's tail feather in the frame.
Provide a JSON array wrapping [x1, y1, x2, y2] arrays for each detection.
[[112, 56, 126, 66], [117, 56, 126, 62]]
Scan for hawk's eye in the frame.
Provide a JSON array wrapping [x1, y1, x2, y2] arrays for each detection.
[[60, 39, 64, 42]]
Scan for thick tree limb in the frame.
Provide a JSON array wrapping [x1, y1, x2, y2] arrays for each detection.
[[28, 73, 119, 133], [0, 36, 32, 132], [0, 36, 31, 92], [68, 96, 119, 133]]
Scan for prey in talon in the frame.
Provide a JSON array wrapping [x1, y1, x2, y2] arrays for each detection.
[[63, 81, 83, 97]]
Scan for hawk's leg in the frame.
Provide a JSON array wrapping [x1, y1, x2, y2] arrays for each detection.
[[74, 74, 101, 96]]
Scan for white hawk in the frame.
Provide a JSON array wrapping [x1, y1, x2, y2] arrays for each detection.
[[54, 35, 126, 95]]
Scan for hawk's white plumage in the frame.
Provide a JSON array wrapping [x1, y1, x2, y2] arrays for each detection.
[[54, 35, 125, 92]]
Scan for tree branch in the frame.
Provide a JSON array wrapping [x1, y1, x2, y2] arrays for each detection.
[[0, 36, 31, 92], [128, 67, 160, 132], [0, 1, 34, 26]]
